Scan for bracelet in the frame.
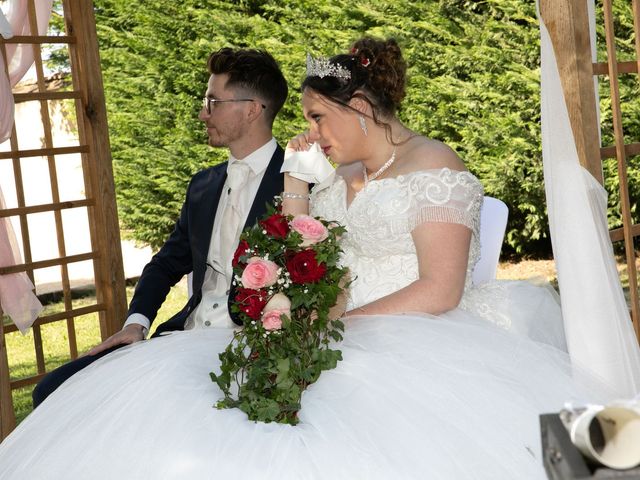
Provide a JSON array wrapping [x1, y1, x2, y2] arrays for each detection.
[[281, 191, 310, 200]]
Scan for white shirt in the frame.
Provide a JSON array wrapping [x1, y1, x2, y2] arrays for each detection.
[[124, 138, 278, 335]]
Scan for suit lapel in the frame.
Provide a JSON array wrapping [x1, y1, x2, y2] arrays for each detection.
[[244, 145, 285, 229], [190, 165, 227, 290]]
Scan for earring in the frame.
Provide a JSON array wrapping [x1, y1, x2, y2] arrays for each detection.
[[359, 115, 368, 136]]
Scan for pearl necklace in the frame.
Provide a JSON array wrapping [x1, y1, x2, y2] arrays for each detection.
[[363, 148, 396, 188]]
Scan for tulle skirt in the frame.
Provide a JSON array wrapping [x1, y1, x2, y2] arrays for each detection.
[[0, 284, 610, 480]]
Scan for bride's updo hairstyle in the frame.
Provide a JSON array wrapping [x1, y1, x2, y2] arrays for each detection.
[[303, 37, 407, 129]]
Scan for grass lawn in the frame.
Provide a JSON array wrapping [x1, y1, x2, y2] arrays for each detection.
[[4, 282, 188, 424]]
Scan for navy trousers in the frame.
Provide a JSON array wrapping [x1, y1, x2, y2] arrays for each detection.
[[32, 344, 125, 408]]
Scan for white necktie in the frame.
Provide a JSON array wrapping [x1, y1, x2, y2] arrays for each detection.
[[214, 161, 251, 277]]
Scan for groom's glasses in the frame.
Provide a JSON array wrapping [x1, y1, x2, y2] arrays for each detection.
[[202, 97, 266, 114]]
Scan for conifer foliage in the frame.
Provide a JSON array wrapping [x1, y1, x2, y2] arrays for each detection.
[[93, 0, 640, 256]]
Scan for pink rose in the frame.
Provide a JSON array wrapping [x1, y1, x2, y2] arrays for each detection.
[[290, 215, 328, 246], [241, 257, 279, 289], [261, 309, 288, 331]]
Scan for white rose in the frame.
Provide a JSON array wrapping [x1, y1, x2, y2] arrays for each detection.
[[264, 292, 291, 312]]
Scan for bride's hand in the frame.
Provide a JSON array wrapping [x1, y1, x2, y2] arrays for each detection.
[[282, 134, 312, 216], [286, 132, 313, 152]]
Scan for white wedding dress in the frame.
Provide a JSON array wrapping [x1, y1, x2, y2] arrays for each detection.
[[0, 169, 611, 479]]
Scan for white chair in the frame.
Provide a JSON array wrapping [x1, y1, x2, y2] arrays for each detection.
[[472, 196, 509, 285]]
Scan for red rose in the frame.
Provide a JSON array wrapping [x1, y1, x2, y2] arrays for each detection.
[[235, 287, 268, 319], [260, 213, 290, 239], [232, 240, 250, 268], [286, 250, 327, 284]]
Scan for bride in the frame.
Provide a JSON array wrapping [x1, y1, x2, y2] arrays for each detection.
[[0, 37, 612, 479]]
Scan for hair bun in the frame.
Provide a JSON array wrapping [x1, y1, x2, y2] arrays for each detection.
[[350, 37, 406, 114]]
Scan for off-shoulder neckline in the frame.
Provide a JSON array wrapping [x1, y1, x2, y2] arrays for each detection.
[[336, 167, 477, 184], [328, 168, 480, 211]]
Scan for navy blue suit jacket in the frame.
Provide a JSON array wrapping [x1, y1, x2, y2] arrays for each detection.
[[127, 145, 285, 336]]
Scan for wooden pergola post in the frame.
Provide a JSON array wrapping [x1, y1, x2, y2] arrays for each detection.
[[539, 0, 603, 182], [0, 317, 16, 440], [63, 0, 127, 339]]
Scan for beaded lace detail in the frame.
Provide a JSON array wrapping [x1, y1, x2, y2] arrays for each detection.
[[310, 168, 484, 310]]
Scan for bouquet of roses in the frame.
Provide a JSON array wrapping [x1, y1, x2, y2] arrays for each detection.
[[210, 201, 349, 425]]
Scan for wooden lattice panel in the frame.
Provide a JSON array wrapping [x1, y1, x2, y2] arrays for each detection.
[[597, 0, 640, 340], [0, 0, 126, 440], [540, 0, 640, 343]]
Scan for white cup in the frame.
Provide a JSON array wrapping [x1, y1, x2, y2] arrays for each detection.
[[564, 403, 640, 470]]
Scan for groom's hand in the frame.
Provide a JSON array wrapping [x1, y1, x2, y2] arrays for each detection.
[[84, 324, 145, 357]]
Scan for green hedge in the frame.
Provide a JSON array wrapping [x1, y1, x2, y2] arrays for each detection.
[[92, 0, 640, 257]]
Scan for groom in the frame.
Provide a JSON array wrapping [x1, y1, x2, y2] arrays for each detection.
[[32, 47, 289, 407]]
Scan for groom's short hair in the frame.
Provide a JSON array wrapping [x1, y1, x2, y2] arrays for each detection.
[[208, 48, 288, 126]]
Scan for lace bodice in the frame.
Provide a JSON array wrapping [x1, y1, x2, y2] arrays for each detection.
[[310, 168, 484, 310]]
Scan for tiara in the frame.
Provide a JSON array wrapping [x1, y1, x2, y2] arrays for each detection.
[[306, 53, 351, 81]]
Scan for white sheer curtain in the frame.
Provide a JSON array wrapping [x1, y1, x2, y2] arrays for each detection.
[[0, 6, 15, 143], [0, 0, 52, 333], [537, 0, 640, 398]]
